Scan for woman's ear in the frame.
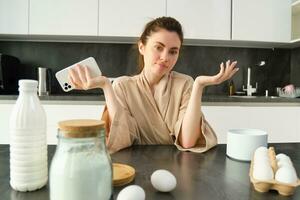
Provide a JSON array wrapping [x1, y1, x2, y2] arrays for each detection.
[[138, 41, 145, 55]]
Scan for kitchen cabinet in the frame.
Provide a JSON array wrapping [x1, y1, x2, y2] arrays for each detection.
[[292, 0, 300, 43], [99, 0, 166, 37], [203, 106, 300, 144], [0, 0, 295, 47], [29, 0, 98, 36], [167, 0, 231, 40], [0, 0, 28, 34], [1, 102, 300, 145], [232, 0, 291, 43], [0, 104, 104, 144]]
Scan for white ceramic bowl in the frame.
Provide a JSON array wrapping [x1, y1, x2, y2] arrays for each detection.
[[226, 129, 268, 161]]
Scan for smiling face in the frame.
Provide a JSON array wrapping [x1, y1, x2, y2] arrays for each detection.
[[138, 28, 181, 78]]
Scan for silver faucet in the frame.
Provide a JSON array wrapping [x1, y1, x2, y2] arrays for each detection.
[[242, 61, 266, 96], [243, 67, 257, 96]]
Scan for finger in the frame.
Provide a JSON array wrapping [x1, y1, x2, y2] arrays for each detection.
[[69, 67, 81, 86], [68, 73, 82, 89], [76, 64, 87, 84], [67, 73, 74, 87], [84, 65, 92, 80], [228, 67, 239, 79], [226, 60, 231, 69], [224, 60, 237, 78], [229, 61, 238, 71], [215, 62, 225, 79]]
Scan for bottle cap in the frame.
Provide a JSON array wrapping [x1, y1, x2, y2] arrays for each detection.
[[18, 80, 38, 91]]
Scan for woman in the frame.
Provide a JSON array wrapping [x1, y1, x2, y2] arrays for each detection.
[[69, 17, 239, 153]]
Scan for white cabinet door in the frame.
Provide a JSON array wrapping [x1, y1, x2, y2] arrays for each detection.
[[232, 0, 291, 42], [0, 103, 104, 144], [29, 0, 98, 36], [202, 106, 300, 144], [0, 0, 28, 34], [167, 0, 231, 40], [99, 0, 166, 37], [44, 104, 104, 144], [2, 103, 299, 144]]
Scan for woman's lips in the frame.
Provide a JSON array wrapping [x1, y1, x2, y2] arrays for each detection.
[[158, 63, 168, 68]]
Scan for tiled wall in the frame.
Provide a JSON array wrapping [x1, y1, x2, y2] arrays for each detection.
[[0, 41, 294, 96]]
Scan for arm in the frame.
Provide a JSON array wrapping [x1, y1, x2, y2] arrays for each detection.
[[68, 64, 121, 122], [69, 65, 138, 153], [180, 60, 239, 148]]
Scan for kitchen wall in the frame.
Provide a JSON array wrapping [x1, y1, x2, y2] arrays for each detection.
[[291, 47, 300, 87], [0, 41, 292, 96]]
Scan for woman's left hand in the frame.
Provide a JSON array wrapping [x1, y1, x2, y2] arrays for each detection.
[[195, 60, 239, 88]]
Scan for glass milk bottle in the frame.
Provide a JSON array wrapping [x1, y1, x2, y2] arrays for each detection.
[[9, 80, 48, 192], [50, 119, 112, 200]]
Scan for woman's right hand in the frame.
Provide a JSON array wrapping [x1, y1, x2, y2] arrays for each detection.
[[68, 64, 110, 90]]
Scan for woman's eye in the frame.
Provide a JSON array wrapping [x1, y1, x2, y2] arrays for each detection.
[[170, 50, 178, 55], [155, 45, 163, 51]]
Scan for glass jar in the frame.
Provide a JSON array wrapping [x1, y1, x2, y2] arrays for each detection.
[[50, 119, 112, 200]]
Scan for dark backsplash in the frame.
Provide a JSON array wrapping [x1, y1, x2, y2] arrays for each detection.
[[0, 41, 298, 96], [291, 47, 300, 87]]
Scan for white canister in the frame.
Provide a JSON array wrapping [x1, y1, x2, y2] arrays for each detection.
[[226, 129, 268, 161]]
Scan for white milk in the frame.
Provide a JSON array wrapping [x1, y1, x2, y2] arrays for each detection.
[[10, 80, 48, 192]]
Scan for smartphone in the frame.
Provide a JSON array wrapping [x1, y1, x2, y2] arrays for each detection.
[[55, 57, 102, 92]]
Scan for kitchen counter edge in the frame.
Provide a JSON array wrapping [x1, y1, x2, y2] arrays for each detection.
[[1, 95, 300, 106]]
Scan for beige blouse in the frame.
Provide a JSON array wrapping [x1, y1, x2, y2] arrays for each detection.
[[101, 71, 217, 154]]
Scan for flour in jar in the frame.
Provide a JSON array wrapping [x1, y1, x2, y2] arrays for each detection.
[[50, 142, 112, 200]]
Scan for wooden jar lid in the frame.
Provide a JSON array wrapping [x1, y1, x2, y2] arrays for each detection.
[[113, 163, 135, 187], [58, 119, 105, 138]]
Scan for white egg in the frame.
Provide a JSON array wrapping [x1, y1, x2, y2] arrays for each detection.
[[151, 169, 177, 192], [254, 147, 269, 162], [253, 162, 274, 181], [255, 146, 268, 155], [277, 159, 293, 168], [276, 153, 292, 164], [254, 156, 270, 166], [275, 166, 298, 184], [117, 185, 145, 200]]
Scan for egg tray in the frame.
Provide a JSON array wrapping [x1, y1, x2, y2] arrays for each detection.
[[249, 147, 300, 196]]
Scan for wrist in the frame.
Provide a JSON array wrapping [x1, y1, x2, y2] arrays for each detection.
[[102, 77, 112, 91], [195, 77, 205, 90]]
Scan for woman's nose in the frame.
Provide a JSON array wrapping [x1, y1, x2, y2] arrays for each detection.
[[160, 51, 169, 62]]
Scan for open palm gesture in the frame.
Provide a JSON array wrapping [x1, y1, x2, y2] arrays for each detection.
[[196, 60, 239, 87]]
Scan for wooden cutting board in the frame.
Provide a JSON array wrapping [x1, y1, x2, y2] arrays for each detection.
[[113, 163, 135, 187]]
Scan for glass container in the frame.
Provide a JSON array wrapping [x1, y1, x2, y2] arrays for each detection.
[[50, 119, 112, 200]]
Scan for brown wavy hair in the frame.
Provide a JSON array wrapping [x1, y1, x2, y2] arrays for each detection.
[[137, 17, 183, 73]]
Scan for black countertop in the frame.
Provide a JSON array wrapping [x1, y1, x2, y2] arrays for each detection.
[[0, 144, 299, 200], [1, 94, 300, 104]]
